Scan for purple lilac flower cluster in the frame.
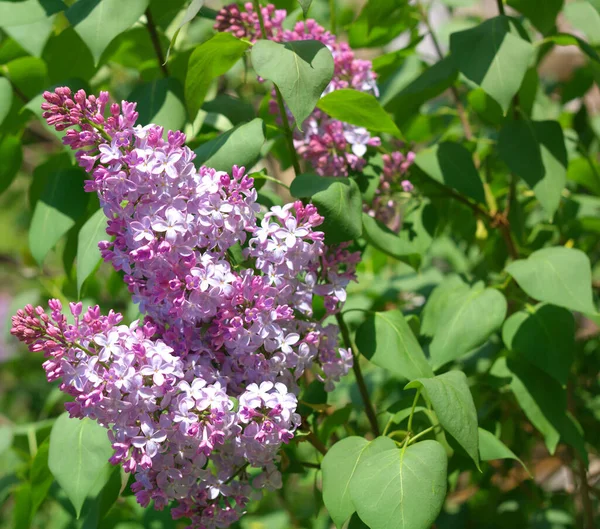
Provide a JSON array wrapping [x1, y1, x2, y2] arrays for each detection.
[[214, 3, 415, 229], [11, 86, 359, 528]]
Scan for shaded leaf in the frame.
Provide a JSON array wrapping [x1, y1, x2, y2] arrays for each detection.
[[30, 438, 54, 515], [507, 0, 563, 34], [355, 310, 434, 380], [165, 0, 204, 62], [502, 303, 574, 385], [128, 77, 186, 132], [414, 141, 485, 204], [450, 16, 534, 112], [478, 427, 529, 473], [0, 135, 22, 195], [498, 119, 567, 217], [77, 208, 109, 295], [0, 77, 13, 127]]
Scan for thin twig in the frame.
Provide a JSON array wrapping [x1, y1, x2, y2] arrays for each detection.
[[336, 313, 381, 436], [496, 0, 506, 16], [306, 430, 328, 455], [145, 9, 169, 78]]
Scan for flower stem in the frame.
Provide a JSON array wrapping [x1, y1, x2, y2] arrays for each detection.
[[335, 313, 381, 436], [252, 0, 302, 176]]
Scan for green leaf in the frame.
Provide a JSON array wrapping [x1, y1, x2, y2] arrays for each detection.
[[165, 0, 204, 62], [43, 28, 96, 85], [506, 0, 563, 34], [0, 0, 64, 56], [128, 78, 186, 132], [544, 33, 600, 64], [429, 282, 507, 370], [77, 208, 108, 295], [298, 0, 312, 17], [384, 57, 458, 124], [505, 247, 596, 314], [349, 441, 447, 529], [564, 1, 600, 46], [0, 135, 22, 195], [48, 413, 114, 518], [491, 358, 587, 460], [194, 118, 265, 173], [251, 39, 334, 126], [414, 141, 485, 204], [355, 310, 434, 380], [290, 173, 362, 243], [450, 16, 535, 113], [348, 0, 414, 49], [502, 303, 574, 385], [322, 436, 396, 528], [406, 371, 479, 469], [4, 56, 48, 99], [202, 94, 255, 126], [361, 202, 437, 267], [30, 438, 54, 515], [420, 275, 470, 337], [0, 77, 13, 127], [0, 425, 13, 454], [185, 32, 250, 119], [498, 119, 567, 217], [316, 88, 401, 138], [66, 0, 150, 64], [478, 428, 529, 473], [12, 482, 33, 529], [567, 156, 600, 196], [29, 169, 89, 266]]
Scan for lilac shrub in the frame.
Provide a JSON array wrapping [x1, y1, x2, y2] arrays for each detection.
[[11, 87, 358, 529]]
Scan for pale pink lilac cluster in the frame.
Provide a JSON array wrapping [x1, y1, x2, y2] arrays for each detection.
[[214, 3, 415, 224], [11, 87, 359, 529]]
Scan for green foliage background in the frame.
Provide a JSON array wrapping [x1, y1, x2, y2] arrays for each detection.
[[1, 0, 600, 528]]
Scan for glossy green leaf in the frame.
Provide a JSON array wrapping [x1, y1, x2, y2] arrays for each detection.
[[498, 119, 567, 217], [502, 303, 574, 385], [0, 135, 22, 195], [414, 141, 485, 204], [128, 78, 186, 132], [251, 39, 334, 126], [322, 436, 396, 528], [0, 77, 12, 127], [349, 441, 447, 529], [185, 32, 250, 119], [290, 172, 363, 243], [406, 371, 480, 468], [478, 428, 529, 473], [355, 310, 434, 380], [316, 89, 401, 138], [506, 0, 563, 34], [506, 247, 596, 314], [0, 0, 64, 56], [29, 170, 89, 266], [564, 1, 600, 46], [430, 282, 507, 370], [30, 438, 54, 515], [67, 0, 150, 64], [450, 16, 534, 113], [194, 118, 265, 172], [491, 358, 587, 461], [77, 208, 108, 295], [48, 413, 114, 518], [384, 57, 458, 124]]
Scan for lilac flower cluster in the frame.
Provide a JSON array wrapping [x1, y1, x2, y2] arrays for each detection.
[[214, 2, 415, 227], [12, 87, 359, 528]]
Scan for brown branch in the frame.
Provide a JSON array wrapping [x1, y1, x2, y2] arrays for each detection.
[[145, 9, 169, 78]]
